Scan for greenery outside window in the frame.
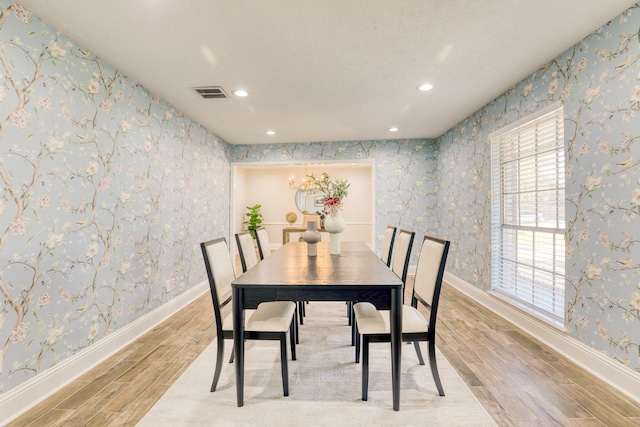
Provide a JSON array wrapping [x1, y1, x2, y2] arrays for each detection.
[[490, 102, 566, 324]]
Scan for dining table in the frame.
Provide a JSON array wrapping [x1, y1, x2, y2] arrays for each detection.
[[231, 241, 404, 410]]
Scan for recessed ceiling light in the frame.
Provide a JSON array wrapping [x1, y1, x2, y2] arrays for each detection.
[[266, 130, 276, 135], [417, 83, 433, 91], [389, 127, 399, 132], [233, 89, 248, 97]]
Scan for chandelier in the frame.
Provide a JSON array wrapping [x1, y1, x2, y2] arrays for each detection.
[[288, 165, 317, 191], [289, 174, 312, 190]]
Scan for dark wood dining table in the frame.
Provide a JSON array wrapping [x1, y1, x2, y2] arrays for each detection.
[[231, 241, 404, 410]]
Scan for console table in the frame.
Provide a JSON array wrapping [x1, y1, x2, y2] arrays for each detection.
[[282, 226, 327, 244]]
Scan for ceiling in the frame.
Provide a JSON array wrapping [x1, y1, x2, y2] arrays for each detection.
[[18, 1, 637, 145]]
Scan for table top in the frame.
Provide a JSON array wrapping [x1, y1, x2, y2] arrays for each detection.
[[232, 241, 402, 289]]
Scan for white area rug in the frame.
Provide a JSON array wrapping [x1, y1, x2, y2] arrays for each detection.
[[138, 302, 496, 426]]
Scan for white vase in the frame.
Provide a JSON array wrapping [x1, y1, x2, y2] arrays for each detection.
[[323, 212, 345, 254], [302, 221, 321, 256]]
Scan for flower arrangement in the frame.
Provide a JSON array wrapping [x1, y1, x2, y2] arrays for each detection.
[[307, 173, 350, 216]]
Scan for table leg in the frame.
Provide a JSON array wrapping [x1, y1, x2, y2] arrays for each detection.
[[232, 288, 245, 407], [390, 287, 402, 411]]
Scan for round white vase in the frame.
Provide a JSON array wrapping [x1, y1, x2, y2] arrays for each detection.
[[323, 212, 345, 254], [302, 221, 321, 256]]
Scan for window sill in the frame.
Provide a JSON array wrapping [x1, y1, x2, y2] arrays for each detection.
[[488, 290, 567, 332]]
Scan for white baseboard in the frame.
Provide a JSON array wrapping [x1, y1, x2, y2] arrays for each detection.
[[0, 281, 209, 425], [444, 272, 640, 404]]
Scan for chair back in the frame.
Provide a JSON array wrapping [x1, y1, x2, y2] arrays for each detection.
[[255, 228, 271, 260], [381, 225, 397, 267], [412, 235, 450, 330], [303, 214, 320, 226], [391, 229, 415, 284], [201, 237, 236, 332], [235, 231, 258, 272]]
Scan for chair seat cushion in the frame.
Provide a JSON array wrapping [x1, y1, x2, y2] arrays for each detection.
[[222, 301, 296, 332], [353, 302, 428, 334]]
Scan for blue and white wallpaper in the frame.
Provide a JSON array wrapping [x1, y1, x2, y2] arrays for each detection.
[[0, 0, 638, 398], [229, 139, 440, 255], [0, 2, 229, 393], [437, 5, 640, 369], [231, 6, 640, 371]]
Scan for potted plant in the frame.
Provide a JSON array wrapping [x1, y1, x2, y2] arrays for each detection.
[[243, 204, 263, 239]]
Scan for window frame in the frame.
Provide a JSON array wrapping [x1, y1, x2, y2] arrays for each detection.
[[489, 101, 566, 325]]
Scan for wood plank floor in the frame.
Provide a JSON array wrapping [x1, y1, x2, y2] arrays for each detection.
[[8, 280, 640, 426]]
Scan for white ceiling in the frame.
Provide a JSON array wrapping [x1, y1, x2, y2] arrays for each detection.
[[18, 0, 637, 144]]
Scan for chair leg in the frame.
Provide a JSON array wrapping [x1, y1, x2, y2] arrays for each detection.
[[362, 336, 369, 401], [211, 337, 225, 392], [298, 301, 304, 325], [428, 340, 445, 396], [355, 324, 361, 363], [228, 347, 234, 363], [290, 319, 297, 360], [350, 307, 356, 346], [413, 341, 425, 365], [347, 301, 352, 325], [293, 310, 299, 344], [351, 322, 355, 346], [280, 335, 290, 396]]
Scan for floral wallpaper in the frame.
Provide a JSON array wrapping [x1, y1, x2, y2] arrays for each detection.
[[437, 5, 640, 370], [225, 3, 640, 372], [228, 139, 440, 258], [1, 0, 638, 401], [0, 2, 229, 394]]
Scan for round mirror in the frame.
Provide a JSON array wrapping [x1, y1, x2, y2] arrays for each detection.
[[295, 187, 325, 214]]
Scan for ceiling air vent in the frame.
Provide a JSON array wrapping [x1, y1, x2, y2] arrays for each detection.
[[193, 86, 228, 99]]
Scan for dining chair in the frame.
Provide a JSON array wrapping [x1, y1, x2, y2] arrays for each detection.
[[350, 228, 413, 345], [391, 229, 415, 286], [353, 235, 450, 400], [235, 231, 258, 273], [200, 237, 298, 395], [255, 227, 306, 326], [349, 224, 396, 327], [303, 213, 321, 227], [255, 227, 271, 260], [381, 225, 397, 267]]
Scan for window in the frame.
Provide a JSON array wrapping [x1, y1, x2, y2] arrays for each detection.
[[490, 102, 565, 323]]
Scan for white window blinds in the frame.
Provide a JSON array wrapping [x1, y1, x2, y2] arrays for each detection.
[[490, 102, 565, 322]]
